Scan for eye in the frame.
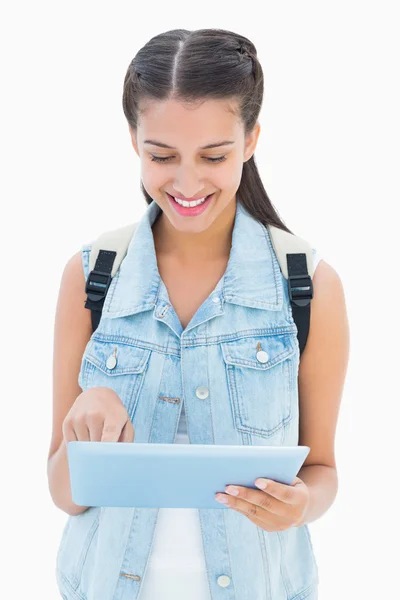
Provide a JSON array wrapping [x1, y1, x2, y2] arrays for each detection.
[[150, 155, 227, 163]]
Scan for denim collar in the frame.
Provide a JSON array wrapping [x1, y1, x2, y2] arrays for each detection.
[[103, 199, 284, 318]]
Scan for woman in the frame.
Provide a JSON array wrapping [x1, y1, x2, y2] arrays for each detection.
[[47, 28, 350, 600]]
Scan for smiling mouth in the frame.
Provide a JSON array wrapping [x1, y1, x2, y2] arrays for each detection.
[[167, 193, 214, 207]]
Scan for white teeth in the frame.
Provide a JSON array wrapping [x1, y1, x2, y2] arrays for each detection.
[[173, 196, 208, 207]]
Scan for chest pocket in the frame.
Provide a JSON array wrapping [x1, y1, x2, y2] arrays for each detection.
[[221, 333, 298, 439], [79, 339, 151, 419]]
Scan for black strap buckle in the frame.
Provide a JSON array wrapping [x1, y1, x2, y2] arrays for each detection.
[[288, 274, 314, 307], [85, 269, 112, 303]]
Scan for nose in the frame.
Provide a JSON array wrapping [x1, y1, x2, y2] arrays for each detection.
[[173, 165, 204, 200]]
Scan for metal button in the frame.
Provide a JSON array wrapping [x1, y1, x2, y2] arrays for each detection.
[[217, 575, 231, 588], [106, 355, 117, 369], [195, 386, 209, 400], [256, 350, 269, 363]]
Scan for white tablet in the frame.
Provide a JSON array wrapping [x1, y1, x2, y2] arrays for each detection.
[[67, 441, 310, 509]]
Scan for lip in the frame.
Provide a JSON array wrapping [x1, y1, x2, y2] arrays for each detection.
[[167, 192, 215, 216]]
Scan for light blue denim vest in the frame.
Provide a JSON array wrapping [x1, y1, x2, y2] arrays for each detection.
[[56, 200, 319, 600]]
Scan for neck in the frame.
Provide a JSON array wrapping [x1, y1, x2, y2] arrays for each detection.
[[152, 199, 236, 263]]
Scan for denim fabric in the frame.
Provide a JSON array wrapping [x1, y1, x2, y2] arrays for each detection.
[[55, 200, 319, 600]]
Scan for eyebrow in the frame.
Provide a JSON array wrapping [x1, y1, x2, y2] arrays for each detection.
[[143, 139, 235, 150]]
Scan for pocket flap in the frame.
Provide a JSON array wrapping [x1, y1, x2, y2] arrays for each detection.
[[84, 339, 151, 375], [221, 333, 296, 370]]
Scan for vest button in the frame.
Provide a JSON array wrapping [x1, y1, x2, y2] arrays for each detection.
[[256, 350, 269, 363], [217, 575, 231, 587], [195, 386, 209, 399], [106, 355, 117, 369]]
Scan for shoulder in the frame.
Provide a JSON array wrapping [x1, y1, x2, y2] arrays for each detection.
[[59, 248, 91, 308], [301, 257, 350, 390], [311, 259, 347, 316]]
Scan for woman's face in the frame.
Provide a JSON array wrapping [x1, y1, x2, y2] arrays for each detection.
[[130, 98, 260, 234]]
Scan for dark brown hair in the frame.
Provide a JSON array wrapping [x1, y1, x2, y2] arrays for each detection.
[[122, 28, 293, 234]]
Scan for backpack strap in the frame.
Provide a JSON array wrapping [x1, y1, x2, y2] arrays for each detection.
[[84, 221, 314, 355], [84, 223, 138, 333], [267, 225, 314, 356]]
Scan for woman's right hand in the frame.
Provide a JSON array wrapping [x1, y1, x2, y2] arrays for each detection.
[[62, 387, 135, 443]]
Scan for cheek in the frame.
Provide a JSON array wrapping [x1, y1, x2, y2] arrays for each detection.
[[217, 162, 243, 192], [141, 165, 165, 189]]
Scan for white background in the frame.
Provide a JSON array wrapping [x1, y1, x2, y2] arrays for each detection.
[[1, 1, 399, 598]]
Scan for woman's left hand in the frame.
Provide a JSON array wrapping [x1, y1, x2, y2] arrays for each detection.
[[215, 476, 310, 532]]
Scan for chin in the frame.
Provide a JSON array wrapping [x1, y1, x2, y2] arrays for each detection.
[[169, 215, 215, 234]]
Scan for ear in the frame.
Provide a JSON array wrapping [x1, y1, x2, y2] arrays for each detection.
[[129, 126, 140, 157], [243, 121, 261, 162]]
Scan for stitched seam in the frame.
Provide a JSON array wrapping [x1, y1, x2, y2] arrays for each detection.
[[262, 223, 281, 305], [90, 326, 297, 352], [278, 531, 293, 598], [180, 341, 189, 441], [290, 580, 319, 600], [303, 525, 320, 580], [235, 413, 293, 438], [187, 327, 298, 345], [75, 514, 100, 585], [105, 268, 121, 307], [257, 528, 271, 598], [126, 368, 147, 417], [111, 509, 137, 598], [225, 295, 279, 307], [90, 337, 158, 355], [208, 343, 216, 445], [91, 334, 174, 354], [138, 509, 160, 593], [222, 510, 237, 598], [56, 569, 86, 600], [197, 512, 213, 599], [85, 355, 149, 376], [284, 359, 293, 425]]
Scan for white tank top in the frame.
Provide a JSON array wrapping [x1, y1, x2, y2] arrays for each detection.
[[138, 250, 323, 600]]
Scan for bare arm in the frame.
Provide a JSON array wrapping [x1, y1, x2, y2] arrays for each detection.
[[296, 259, 350, 525], [47, 438, 89, 516], [47, 250, 92, 516]]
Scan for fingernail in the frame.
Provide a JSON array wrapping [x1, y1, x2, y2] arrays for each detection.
[[215, 495, 230, 504], [255, 479, 267, 490], [225, 486, 239, 496]]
